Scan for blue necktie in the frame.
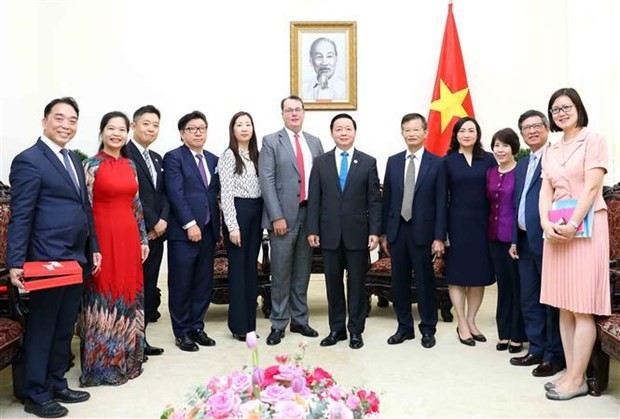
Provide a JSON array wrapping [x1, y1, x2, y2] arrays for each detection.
[[339, 151, 349, 191], [517, 154, 538, 230], [60, 149, 80, 194], [195, 154, 211, 225]]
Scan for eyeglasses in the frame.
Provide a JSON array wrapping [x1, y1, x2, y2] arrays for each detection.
[[184, 126, 207, 134], [283, 108, 303, 114], [549, 104, 573, 115], [521, 122, 545, 132]]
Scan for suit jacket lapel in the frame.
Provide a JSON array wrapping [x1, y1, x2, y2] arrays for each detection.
[[526, 155, 542, 195], [151, 151, 163, 189], [182, 146, 206, 189], [279, 129, 300, 176], [343, 149, 360, 191], [204, 152, 217, 191], [37, 139, 81, 199], [413, 151, 430, 196], [128, 141, 155, 187]]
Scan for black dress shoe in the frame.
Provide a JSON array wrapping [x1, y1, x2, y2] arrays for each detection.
[[387, 331, 414, 345], [144, 344, 164, 356], [266, 328, 285, 345], [532, 361, 565, 377], [471, 333, 487, 342], [232, 333, 246, 342], [456, 327, 475, 346], [290, 323, 319, 337], [496, 342, 509, 351], [510, 353, 542, 366], [320, 331, 347, 347], [176, 336, 199, 352], [508, 343, 523, 354], [147, 311, 161, 323], [188, 330, 216, 346], [53, 388, 90, 404], [421, 334, 436, 348], [349, 333, 364, 349], [24, 399, 68, 418]]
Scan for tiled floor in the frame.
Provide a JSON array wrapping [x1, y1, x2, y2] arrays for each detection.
[[0, 276, 618, 418]]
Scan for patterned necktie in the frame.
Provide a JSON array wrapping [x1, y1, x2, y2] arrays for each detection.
[[339, 151, 349, 191], [517, 154, 538, 230], [195, 154, 211, 225], [60, 149, 80, 193], [142, 149, 156, 184], [294, 133, 306, 202], [401, 155, 416, 221]]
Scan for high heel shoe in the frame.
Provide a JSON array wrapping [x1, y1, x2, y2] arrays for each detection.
[[508, 343, 523, 353], [456, 327, 475, 346], [471, 333, 487, 342]]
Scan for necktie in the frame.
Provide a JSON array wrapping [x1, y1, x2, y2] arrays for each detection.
[[517, 154, 538, 230], [60, 149, 80, 193], [195, 154, 211, 225], [401, 155, 416, 221], [142, 149, 156, 184], [294, 133, 306, 202], [339, 151, 349, 191]]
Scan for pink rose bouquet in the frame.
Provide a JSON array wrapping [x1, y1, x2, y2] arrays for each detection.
[[162, 335, 380, 418]]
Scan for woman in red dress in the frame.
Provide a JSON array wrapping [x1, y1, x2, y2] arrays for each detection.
[[79, 111, 149, 386]]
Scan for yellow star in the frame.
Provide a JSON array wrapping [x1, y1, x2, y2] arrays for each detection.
[[429, 80, 469, 132]]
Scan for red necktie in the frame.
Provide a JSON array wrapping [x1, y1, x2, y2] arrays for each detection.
[[294, 133, 305, 202]]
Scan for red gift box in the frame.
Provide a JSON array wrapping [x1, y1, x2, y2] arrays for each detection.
[[22, 261, 83, 291]]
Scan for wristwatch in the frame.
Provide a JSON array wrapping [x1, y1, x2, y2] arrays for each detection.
[[568, 220, 580, 229]]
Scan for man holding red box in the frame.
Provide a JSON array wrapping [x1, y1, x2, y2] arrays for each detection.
[[7, 97, 100, 418]]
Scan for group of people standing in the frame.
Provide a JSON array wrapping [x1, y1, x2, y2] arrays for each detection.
[[5, 87, 611, 418]]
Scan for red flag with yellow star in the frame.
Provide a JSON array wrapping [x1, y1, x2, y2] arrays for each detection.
[[426, 3, 474, 156]]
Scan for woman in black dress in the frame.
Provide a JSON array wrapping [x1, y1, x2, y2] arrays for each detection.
[[443, 117, 496, 346]]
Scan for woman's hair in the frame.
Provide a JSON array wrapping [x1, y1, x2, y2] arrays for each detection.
[[228, 111, 259, 175], [448, 116, 485, 158], [547, 87, 589, 132], [491, 128, 520, 155], [98, 111, 130, 157]]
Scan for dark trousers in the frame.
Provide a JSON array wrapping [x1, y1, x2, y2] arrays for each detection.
[[223, 198, 263, 335], [390, 218, 438, 336], [322, 242, 368, 334], [517, 231, 563, 363], [23, 279, 84, 404], [167, 226, 215, 338], [489, 240, 526, 342], [143, 236, 164, 324]]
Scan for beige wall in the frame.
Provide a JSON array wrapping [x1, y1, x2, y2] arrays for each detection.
[[1, 0, 618, 182]]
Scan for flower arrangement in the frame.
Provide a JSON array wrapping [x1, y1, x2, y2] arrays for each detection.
[[161, 332, 380, 418]]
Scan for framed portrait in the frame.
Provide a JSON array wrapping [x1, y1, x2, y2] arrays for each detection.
[[290, 21, 357, 110]]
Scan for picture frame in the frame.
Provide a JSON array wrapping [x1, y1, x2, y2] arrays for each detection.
[[290, 21, 357, 110]]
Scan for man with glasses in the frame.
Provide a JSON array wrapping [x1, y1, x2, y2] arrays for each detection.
[[259, 95, 324, 345], [508, 110, 564, 377], [163, 111, 220, 352]]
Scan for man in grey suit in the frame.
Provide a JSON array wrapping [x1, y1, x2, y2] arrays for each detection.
[[259, 95, 324, 345]]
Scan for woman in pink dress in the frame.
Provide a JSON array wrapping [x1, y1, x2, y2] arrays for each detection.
[[539, 88, 611, 400]]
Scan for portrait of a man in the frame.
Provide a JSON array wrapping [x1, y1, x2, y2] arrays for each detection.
[[302, 37, 347, 101]]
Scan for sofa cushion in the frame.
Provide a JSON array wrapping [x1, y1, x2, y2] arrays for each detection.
[[0, 317, 22, 370], [596, 314, 620, 360]]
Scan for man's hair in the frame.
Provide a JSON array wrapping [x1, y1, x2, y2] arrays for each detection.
[[177, 111, 208, 131], [547, 87, 589, 132], [330, 113, 356, 131], [43, 97, 79, 118], [491, 128, 520, 155], [280, 95, 304, 111], [401, 113, 427, 130], [133, 105, 161, 121], [517, 110, 549, 131], [310, 37, 338, 57]]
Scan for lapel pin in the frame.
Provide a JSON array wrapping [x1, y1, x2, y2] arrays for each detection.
[[353, 159, 358, 164]]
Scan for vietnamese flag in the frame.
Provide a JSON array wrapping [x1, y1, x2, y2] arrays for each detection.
[[426, 2, 474, 156]]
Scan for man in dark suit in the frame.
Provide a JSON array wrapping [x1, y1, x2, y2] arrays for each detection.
[[509, 110, 564, 376], [307, 113, 382, 350], [381, 113, 447, 349], [259, 95, 324, 345], [163, 111, 220, 352], [7, 97, 100, 418], [127, 105, 168, 356]]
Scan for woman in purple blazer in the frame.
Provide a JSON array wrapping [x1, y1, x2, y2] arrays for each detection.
[[486, 128, 526, 353]]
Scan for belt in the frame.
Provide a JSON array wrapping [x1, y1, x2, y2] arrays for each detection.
[[299, 200, 308, 207]]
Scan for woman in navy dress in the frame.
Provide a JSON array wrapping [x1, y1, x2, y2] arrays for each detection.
[[443, 117, 496, 346]]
